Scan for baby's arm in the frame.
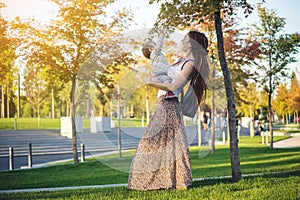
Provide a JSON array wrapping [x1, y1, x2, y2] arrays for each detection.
[[150, 31, 165, 60]]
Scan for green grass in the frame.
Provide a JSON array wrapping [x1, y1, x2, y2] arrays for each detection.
[[0, 136, 299, 190], [113, 118, 143, 127], [0, 118, 61, 129], [0, 169, 299, 199], [0, 136, 299, 199], [0, 118, 145, 129], [0, 117, 198, 130], [0, 118, 92, 129]]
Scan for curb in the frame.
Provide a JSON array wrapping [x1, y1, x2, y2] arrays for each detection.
[[0, 184, 128, 194]]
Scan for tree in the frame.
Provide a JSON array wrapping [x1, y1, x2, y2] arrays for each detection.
[[12, 0, 133, 165], [23, 64, 49, 125], [252, 4, 300, 149], [237, 83, 260, 138], [0, 3, 17, 118], [49, 0, 134, 165], [273, 83, 288, 124], [82, 50, 137, 117], [287, 71, 300, 124], [149, 0, 255, 182], [190, 16, 260, 150], [222, 22, 261, 139]]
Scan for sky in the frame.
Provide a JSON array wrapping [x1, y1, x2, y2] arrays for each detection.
[[1, 0, 300, 72]]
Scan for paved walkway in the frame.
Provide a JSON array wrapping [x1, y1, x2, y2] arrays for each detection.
[[273, 136, 300, 148]]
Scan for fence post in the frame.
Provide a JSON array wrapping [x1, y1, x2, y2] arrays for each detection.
[[266, 131, 269, 145], [80, 143, 85, 163], [28, 143, 32, 167], [9, 147, 14, 171], [261, 131, 264, 144]]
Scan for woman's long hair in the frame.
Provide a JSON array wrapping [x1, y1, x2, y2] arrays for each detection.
[[187, 31, 210, 105]]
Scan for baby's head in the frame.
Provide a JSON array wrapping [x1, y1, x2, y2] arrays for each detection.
[[142, 41, 156, 59]]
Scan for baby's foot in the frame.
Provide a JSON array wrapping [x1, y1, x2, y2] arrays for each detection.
[[151, 77, 160, 83]]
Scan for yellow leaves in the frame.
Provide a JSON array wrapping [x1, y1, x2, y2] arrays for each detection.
[[118, 12, 127, 18]]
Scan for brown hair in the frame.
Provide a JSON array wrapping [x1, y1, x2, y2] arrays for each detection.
[[142, 41, 155, 59], [187, 31, 209, 105]]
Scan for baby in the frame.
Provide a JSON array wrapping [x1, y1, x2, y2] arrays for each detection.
[[142, 34, 177, 98]]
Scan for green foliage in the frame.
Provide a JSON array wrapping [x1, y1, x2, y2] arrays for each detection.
[[273, 83, 289, 119], [253, 4, 300, 94], [0, 6, 18, 118], [287, 71, 300, 117], [237, 83, 260, 117], [0, 14, 17, 85], [149, 0, 253, 31]]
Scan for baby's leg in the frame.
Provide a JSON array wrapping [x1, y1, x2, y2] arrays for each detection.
[[159, 75, 172, 83], [151, 75, 161, 83]]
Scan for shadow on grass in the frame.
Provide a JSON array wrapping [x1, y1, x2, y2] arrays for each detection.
[[191, 169, 300, 189], [191, 146, 300, 176]]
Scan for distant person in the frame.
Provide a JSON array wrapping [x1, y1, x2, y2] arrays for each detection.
[[89, 105, 95, 117], [203, 112, 208, 130]]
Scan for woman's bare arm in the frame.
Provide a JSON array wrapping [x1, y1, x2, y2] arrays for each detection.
[[147, 60, 194, 91]]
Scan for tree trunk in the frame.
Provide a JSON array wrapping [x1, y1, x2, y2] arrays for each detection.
[[70, 77, 79, 165], [51, 88, 55, 118], [211, 84, 215, 154], [66, 100, 69, 117], [198, 107, 202, 147], [268, 59, 273, 149], [37, 105, 40, 127], [6, 85, 10, 118], [99, 101, 103, 116], [146, 85, 150, 126], [214, 10, 241, 182], [268, 103, 274, 150], [1, 85, 4, 118], [17, 74, 21, 118], [250, 108, 254, 138], [117, 84, 122, 158]]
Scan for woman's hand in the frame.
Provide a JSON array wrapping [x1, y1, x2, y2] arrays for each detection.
[[146, 81, 172, 91], [147, 59, 195, 91]]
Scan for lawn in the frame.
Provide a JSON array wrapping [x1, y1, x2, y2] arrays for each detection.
[[0, 136, 299, 199], [0, 118, 137, 129], [0, 118, 93, 130], [0, 117, 197, 130], [0, 118, 62, 130], [1, 170, 299, 200], [0, 136, 297, 190]]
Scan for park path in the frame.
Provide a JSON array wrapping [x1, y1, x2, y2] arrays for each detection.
[[273, 136, 300, 148]]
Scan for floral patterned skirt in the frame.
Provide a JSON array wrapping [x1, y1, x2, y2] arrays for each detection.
[[128, 97, 192, 190]]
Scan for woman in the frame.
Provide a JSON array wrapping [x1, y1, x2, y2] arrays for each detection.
[[128, 30, 210, 190]]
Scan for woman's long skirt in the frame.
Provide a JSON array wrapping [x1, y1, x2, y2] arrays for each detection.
[[128, 97, 192, 190]]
